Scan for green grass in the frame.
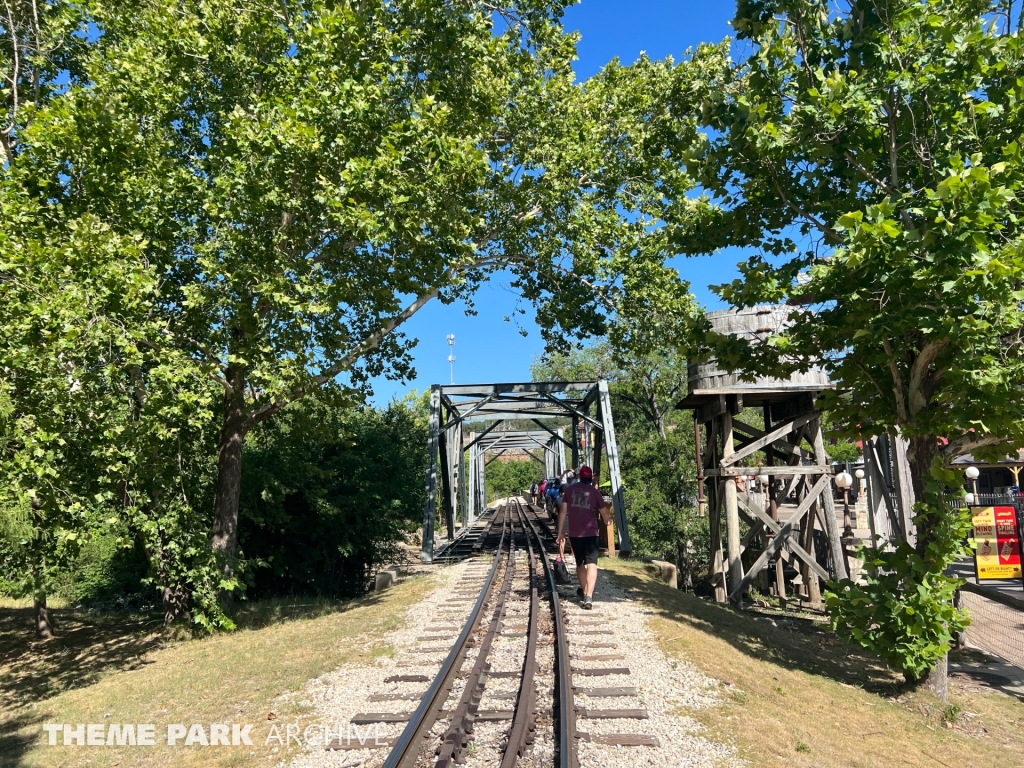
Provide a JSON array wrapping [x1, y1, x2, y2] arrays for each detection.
[[0, 574, 437, 768]]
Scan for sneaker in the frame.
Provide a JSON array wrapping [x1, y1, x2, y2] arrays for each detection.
[[576, 587, 584, 599], [582, 596, 593, 610]]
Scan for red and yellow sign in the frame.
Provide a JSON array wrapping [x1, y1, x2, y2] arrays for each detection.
[[972, 505, 1022, 580]]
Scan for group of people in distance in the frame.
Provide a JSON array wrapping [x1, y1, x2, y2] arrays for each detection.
[[528, 467, 612, 610]]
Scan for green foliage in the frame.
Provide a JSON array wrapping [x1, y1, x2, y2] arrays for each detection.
[[1, 0, 705, 623], [486, 458, 542, 502], [238, 393, 427, 598], [687, 0, 1024, 459], [825, 465, 972, 681], [52, 527, 151, 607], [658, 0, 1024, 683], [827, 440, 862, 464]]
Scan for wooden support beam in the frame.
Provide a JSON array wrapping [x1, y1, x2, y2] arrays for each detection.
[[729, 477, 832, 601], [697, 395, 727, 425], [722, 411, 744, 601], [720, 412, 818, 467], [769, 392, 816, 422], [760, 400, 786, 606], [730, 416, 816, 463], [706, 465, 831, 477], [811, 417, 849, 581], [709, 477, 726, 603]]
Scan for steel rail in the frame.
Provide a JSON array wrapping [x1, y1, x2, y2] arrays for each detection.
[[519, 499, 578, 768], [500, 500, 541, 768], [382, 504, 511, 768], [434, 513, 519, 768]]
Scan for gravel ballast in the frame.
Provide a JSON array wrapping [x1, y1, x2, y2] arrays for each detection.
[[282, 549, 737, 768]]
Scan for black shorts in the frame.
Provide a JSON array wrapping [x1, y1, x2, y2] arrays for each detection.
[[569, 536, 600, 566]]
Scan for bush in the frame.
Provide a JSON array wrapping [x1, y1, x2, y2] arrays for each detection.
[[54, 527, 150, 605], [238, 395, 427, 599], [825, 467, 971, 682]]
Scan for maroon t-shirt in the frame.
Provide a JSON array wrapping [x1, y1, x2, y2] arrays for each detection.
[[564, 483, 604, 537]]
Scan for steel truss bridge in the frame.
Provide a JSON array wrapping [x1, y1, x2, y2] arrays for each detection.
[[420, 381, 631, 562]]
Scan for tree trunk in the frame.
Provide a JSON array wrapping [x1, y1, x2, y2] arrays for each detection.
[[33, 567, 53, 640], [35, 594, 53, 640], [161, 585, 191, 625], [906, 432, 949, 701], [210, 364, 248, 613], [923, 650, 948, 700]]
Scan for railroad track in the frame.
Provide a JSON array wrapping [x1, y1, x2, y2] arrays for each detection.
[[331, 497, 656, 767]]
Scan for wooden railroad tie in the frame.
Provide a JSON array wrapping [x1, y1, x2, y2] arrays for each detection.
[[572, 653, 625, 661], [576, 732, 660, 747], [351, 709, 515, 725], [576, 686, 637, 697], [576, 707, 648, 720], [572, 666, 630, 676], [384, 674, 430, 683], [325, 736, 395, 751], [351, 712, 411, 724]]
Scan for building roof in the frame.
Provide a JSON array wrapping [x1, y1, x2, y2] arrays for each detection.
[[951, 450, 1024, 467]]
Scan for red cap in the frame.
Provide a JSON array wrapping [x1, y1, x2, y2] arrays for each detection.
[[578, 465, 593, 479]]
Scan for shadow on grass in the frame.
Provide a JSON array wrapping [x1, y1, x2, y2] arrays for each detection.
[[0, 588, 396, 711], [0, 708, 42, 768], [0, 607, 168, 708], [232, 592, 389, 631], [604, 565, 904, 695]]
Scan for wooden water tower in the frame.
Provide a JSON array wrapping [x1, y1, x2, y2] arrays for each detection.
[[676, 306, 849, 607]]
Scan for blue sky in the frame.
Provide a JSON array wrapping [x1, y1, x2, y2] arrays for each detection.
[[368, 1, 741, 404]]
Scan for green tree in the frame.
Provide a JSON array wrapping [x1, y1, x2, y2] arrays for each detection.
[[677, 0, 1024, 697], [486, 456, 542, 502], [0, 189, 224, 632], [239, 392, 427, 597], [7, 0, 705, 615]]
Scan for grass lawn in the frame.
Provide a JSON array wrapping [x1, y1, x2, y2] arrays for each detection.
[[0, 573, 436, 768], [603, 558, 1024, 768]]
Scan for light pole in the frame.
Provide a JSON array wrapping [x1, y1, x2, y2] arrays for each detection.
[[836, 471, 854, 538], [446, 334, 456, 385], [965, 465, 980, 505]]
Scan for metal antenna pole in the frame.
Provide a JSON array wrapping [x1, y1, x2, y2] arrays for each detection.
[[446, 334, 456, 385]]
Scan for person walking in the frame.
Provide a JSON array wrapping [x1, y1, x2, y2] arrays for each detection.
[[555, 465, 611, 609], [529, 481, 539, 504], [545, 477, 561, 516]]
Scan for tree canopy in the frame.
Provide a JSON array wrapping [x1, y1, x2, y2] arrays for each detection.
[[662, 0, 1024, 696], [2, 0, 707, 629]]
